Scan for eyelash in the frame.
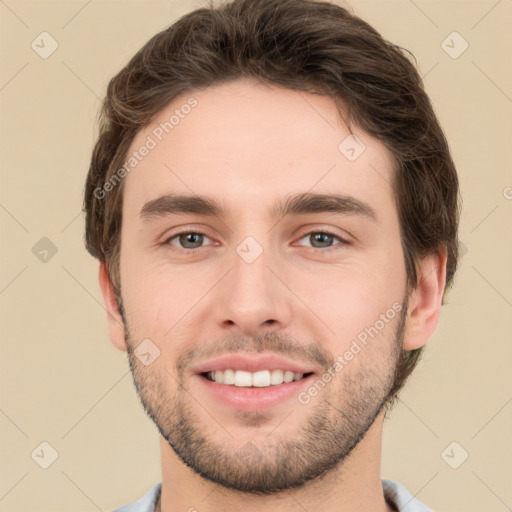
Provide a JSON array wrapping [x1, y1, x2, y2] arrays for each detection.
[[163, 229, 349, 254]]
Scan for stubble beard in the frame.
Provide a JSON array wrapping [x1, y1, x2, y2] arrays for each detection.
[[122, 299, 407, 495]]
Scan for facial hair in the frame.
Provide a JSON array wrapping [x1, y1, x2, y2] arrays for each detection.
[[122, 297, 407, 495]]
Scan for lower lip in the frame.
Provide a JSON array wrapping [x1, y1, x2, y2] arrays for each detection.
[[193, 373, 316, 411]]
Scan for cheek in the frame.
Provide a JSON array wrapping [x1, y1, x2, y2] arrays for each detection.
[[302, 274, 390, 343], [119, 252, 211, 339], [292, 252, 405, 346]]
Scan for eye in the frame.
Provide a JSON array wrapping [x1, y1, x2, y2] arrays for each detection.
[[296, 230, 348, 250], [165, 230, 213, 251], [162, 229, 349, 253]]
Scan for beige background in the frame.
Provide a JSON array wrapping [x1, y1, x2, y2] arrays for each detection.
[[1, 0, 511, 511]]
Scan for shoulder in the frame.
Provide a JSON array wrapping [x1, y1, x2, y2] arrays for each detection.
[[111, 482, 162, 512], [382, 478, 434, 512]]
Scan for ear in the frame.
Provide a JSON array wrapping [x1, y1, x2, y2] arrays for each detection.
[[98, 262, 127, 352], [403, 247, 447, 351]]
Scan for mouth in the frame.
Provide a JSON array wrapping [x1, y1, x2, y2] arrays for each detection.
[[190, 354, 319, 411], [200, 369, 315, 387]]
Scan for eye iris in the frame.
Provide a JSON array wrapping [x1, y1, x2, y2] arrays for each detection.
[[180, 233, 203, 249], [174, 232, 337, 250], [311, 232, 333, 248]]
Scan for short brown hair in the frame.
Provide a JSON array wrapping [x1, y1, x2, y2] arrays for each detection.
[[84, 0, 460, 406]]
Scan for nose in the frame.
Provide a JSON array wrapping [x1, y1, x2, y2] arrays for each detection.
[[215, 243, 293, 337]]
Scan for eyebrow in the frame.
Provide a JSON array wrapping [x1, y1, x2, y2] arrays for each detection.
[[140, 192, 377, 223]]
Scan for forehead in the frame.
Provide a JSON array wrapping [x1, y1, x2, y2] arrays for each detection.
[[122, 79, 396, 220]]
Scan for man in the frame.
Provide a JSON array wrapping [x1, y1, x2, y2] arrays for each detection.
[[83, 0, 460, 510]]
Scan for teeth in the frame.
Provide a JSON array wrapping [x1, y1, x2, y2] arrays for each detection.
[[223, 368, 235, 385], [252, 370, 271, 387], [283, 370, 295, 383], [270, 369, 284, 385], [207, 369, 306, 387], [234, 370, 252, 387]]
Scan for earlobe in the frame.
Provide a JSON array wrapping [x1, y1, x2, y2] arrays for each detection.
[[98, 262, 127, 352], [403, 247, 447, 351]]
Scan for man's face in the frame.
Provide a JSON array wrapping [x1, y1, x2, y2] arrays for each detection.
[[117, 79, 409, 493]]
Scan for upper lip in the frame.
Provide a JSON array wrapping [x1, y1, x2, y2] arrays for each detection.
[[191, 354, 318, 375]]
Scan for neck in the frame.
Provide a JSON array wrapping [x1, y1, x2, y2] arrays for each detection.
[[157, 409, 393, 512]]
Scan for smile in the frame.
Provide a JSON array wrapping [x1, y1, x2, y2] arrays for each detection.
[[203, 369, 314, 387]]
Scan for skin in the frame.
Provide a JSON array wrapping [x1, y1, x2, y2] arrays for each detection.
[[99, 78, 447, 512]]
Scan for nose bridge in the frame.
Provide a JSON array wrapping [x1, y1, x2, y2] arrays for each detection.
[[216, 231, 292, 334], [233, 236, 271, 295]]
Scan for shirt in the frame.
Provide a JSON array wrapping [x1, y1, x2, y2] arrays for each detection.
[[112, 478, 433, 511]]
